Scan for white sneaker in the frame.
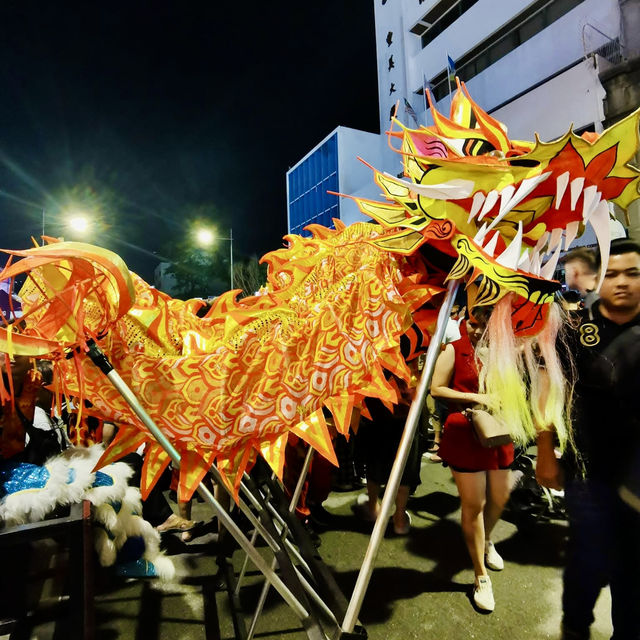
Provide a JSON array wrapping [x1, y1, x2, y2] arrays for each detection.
[[473, 575, 495, 612], [485, 540, 504, 571]]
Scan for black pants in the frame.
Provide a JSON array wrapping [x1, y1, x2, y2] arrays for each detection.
[[563, 478, 640, 640], [119, 452, 173, 527]]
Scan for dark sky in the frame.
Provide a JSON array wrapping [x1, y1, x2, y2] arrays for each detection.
[[0, 2, 379, 281]]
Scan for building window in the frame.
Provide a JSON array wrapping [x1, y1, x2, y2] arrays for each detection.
[[409, 0, 479, 41], [287, 134, 339, 237], [422, 0, 584, 102]]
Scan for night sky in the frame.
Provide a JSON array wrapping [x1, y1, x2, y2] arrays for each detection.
[[0, 2, 379, 282]]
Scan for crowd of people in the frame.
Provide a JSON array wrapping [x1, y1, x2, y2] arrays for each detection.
[[1, 238, 639, 639]]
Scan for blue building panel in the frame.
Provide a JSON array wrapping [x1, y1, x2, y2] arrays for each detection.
[[288, 133, 340, 236]]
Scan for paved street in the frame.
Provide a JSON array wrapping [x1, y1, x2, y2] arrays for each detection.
[[89, 457, 613, 640]]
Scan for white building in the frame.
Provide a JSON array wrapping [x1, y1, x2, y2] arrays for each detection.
[[377, 0, 621, 142]]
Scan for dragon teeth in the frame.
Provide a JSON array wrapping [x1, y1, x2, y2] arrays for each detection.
[[497, 185, 516, 217], [564, 220, 580, 250], [540, 242, 563, 280], [590, 200, 612, 291], [534, 231, 549, 254], [548, 227, 564, 254], [468, 191, 486, 223], [478, 189, 499, 221], [518, 248, 531, 272], [529, 250, 542, 276], [582, 186, 600, 222], [570, 177, 585, 210], [486, 172, 551, 232], [473, 222, 489, 244], [495, 221, 523, 269], [483, 231, 500, 257], [555, 172, 570, 209]]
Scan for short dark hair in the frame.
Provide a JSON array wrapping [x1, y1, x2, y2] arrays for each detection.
[[596, 238, 640, 270], [562, 247, 597, 273]]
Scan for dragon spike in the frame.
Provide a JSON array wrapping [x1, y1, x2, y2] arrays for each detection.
[[483, 230, 500, 257], [495, 221, 523, 269], [540, 241, 563, 280], [555, 171, 570, 209], [468, 191, 486, 223], [590, 200, 612, 291], [570, 177, 585, 211], [564, 220, 580, 250], [478, 189, 499, 221], [487, 172, 551, 232]]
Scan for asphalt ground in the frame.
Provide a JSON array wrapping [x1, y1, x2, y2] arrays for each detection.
[[92, 456, 613, 640], [4, 455, 614, 639]]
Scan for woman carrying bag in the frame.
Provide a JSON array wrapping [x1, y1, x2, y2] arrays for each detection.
[[431, 306, 513, 613]]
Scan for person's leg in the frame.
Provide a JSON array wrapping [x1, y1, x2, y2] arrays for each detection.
[[452, 470, 487, 577], [365, 480, 381, 519], [562, 479, 611, 638], [484, 469, 511, 539], [392, 484, 410, 532], [609, 489, 640, 640], [178, 500, 194, 541]]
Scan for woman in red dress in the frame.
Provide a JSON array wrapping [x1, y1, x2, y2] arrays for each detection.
[[431, 308, 514, 613]]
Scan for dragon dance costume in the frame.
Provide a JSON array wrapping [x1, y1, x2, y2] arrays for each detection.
[[0, 80, 638, 508]]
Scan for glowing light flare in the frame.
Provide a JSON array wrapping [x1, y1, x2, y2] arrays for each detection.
[[195, 227, 214, 247], [66, 214, 91, 234]]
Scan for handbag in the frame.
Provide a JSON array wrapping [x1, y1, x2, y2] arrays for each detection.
[[464, 407, 512, 448]]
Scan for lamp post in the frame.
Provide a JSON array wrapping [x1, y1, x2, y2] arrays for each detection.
[[195, 226, 234, 289]]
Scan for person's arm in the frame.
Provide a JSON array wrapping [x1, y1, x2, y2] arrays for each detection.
[[534, 369, 564, 489], [430, 343, 490, 407]]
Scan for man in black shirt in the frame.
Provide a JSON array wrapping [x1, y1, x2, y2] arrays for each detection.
[[537, 238, 640, 640]]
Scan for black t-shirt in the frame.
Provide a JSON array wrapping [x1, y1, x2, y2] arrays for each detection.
[[565, 304, 640, 485]]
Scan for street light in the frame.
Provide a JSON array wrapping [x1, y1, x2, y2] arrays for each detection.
[[67, 215, 90, 234], [195, 228, 214, 247], [194, 226, 234, 289], [40, 208, 92, 241]]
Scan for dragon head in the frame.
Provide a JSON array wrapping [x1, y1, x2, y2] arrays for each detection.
[[348, 79, 640, 334]]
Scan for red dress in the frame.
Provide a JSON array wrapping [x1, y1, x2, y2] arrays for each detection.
[[438, 329, 514, 472]]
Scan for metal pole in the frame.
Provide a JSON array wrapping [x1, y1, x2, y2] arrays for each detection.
[[229, 227, 234, 289], [235, 449, 313, 596], [42, 208, 45, 243], [246, 448, 316, 639], [341, 279, 460, 633], [84, 342, 310, 622]]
